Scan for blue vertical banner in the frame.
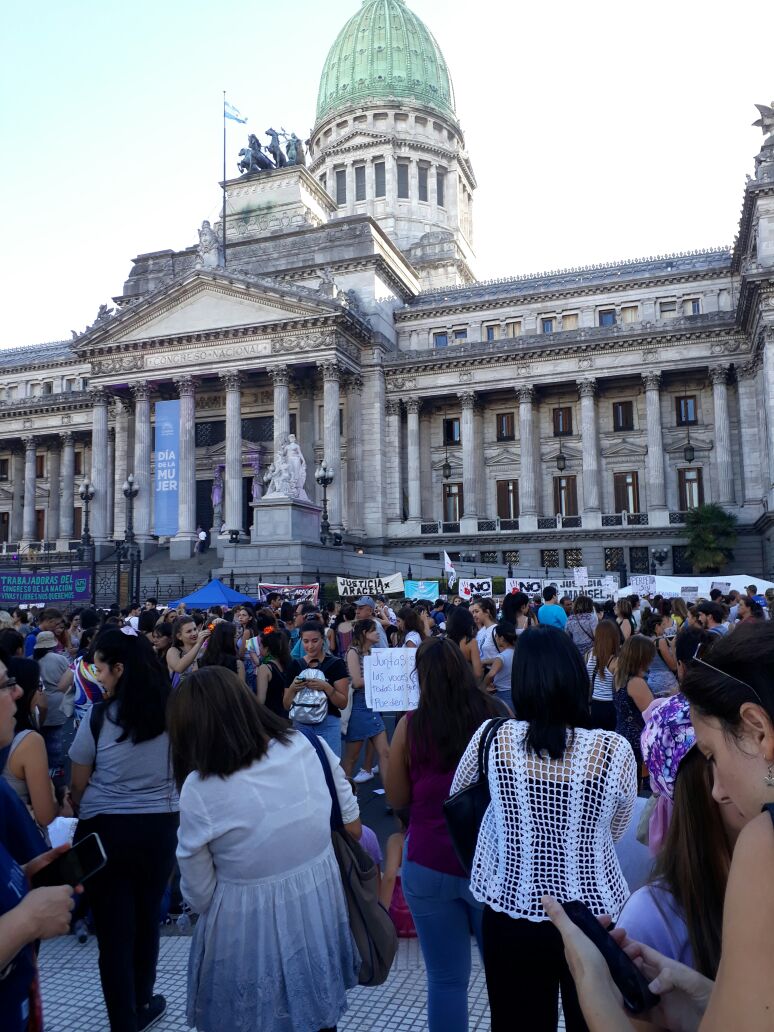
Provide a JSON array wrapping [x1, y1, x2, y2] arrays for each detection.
[[154, 400, 180, 536]]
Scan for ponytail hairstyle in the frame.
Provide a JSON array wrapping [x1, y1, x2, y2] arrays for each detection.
[[494, 621, 517, 647], [259, 626, 290, 668]]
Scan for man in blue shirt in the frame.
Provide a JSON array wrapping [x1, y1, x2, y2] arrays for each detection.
[[537, 585, 568, 629], [23, 608, 64, 658]]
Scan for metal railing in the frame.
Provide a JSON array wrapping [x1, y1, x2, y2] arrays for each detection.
[[669, 511, 688, 525], [602, 512, 650, 527]]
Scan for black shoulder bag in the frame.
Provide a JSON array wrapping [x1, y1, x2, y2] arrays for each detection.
[[443, 717, 508, 875]]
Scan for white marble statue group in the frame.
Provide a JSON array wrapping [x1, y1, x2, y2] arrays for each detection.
[[263, 434, 310, 502]]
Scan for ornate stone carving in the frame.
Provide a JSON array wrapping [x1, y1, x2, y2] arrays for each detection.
[[91, 354, 144, 375], [577, 378, 597, 398], [516, 385, 534, 403], [457, 391, 476, 409], [219, 371, 243, 392], [130, 383, 151, 402], [318, 360, 341, 383], [406, 397, 423, 415], [59, 431, 73, 445], [174, 375, 196, 396], [458, 370, 473, 383], [641, 372, 661, 391], [21, 435, 35, 450], [385, 399, 402, 417], [709, 366, 728, 385], [578, 357, 593, 370], [87, 387, 110, 406], [269, 367, 291, 387], [346, 374, 364, 395]]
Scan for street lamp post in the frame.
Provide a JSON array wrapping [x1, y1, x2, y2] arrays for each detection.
[[123, 473, 140, 603], [78, 479, 96, 606], [650, 546, 669, 576], [315, 460, 341, 546]]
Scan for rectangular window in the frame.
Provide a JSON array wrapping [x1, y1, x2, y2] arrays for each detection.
[[319, 173, 327, 193], [481, 551, 498, 564], [436, 169, 446, 207], [496, 412, 515, 441], [676, 395, 697, 425], [541, 548, 560, 568], [0, 459, 8, 480], [621, 305, 639, 323], [35, 454, 45, 479], [335, 169, 346, 206], [418, 165, 429, 202], [672, 545, 693, 576], [553, 475, 578, 517], [74, 452, 83, 476], [659, 300, 677, 318], [599, 309, 616, 327], [503, 549, 520, 565], [613, 471, 640, 513], [604, 547, 625, 572], [679, 467, 704, 510], [433, 331, 448, 348], [630, 546, 650, 574], [354, 165, 366, 202], [562, 313, 578, 330], [496, 479, 519, 519], [506, 320, 521, 337], [374, 161, 386, 198], [453, 328, 467, 341], [564, 548, 583, 568], [553, 406, 573, 436], [541, 317, 554, 334], [684, 298, 701, 316], [612, 400, 634, 432], [443, 418, 461, 445], [485, 324, 500, 342], [443, 483, 463, 521], [289, 413, 297, 436], [397, 162, 409, 198]]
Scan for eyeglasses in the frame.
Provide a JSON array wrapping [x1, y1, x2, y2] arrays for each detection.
[[691, 642, 765, 707], [0, 678, 18, 693]]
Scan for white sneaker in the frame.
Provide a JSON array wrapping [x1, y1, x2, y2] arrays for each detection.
[[353, 769, 374, 784], [371, 766, 381, 776]]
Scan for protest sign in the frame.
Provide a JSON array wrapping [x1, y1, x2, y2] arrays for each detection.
[[681, 586, 699, 603], [0, 569, 92, 604], [542, 577, 612, 602], [630, 575, 656, 595], [364, 649, 419, 712], [258, 583, 319, 603], [458, 578, 493, 600], [336, 573, 405, 597], [404, 580, 440, 601], [506, 578, 542, 596], [710, 581, 731, 594], [573, 567, 589, 587], [601, 575, 620, 597]]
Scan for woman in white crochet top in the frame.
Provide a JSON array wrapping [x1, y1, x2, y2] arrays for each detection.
[[451, 625, 637, 1032]]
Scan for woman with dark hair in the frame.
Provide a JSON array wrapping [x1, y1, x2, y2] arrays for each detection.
[[614, 598, 635, 642], [501, 591, 534, 634], [283, 622, 349, 757], [151, 620, 173, 666], [736, 594, 764, 623], [255, 626, 291, 717], [167, 616, 210, 686], [543, 622, 774, 1032], [444, 606, 483, 680], [386, 638, 500, 1031], [343, 619, 390, 782], [234, 605, 259, 691], [613, 634, 656, 779], [566, 594, 598, 657], [470, 598, 499, 668], [451, 626, 637, 1032], [2, 657, 57, 830], [586, 620, 621, 731], [397, 605, 426, 648], [482, 622, 517, 711], [169, 667, 360, 1032], [68, 631, 178, 1032], [329, 603, 356, 657], [640, 608, 678, 695], [198, 621, 245, 683]]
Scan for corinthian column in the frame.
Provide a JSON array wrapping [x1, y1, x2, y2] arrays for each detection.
[[47, 440, 61, 542], [642, 372, 666, 511], [113, 398, 131, 539], [459, 391, 478, 517], [270, 367, 291, 460], [385, 398, 403, 520], [21, 436, 37, 543], [173, 375, 197, 556], [10, 448, 24, 543], [346, 375, 364, 534], [578, 379, 601, 513], [517, 386, 538, 515], [88, 389, 110, 543], [220, 371, 244, 534], [131, 384, 153, 543], [59, 432, 75, 543], [319, 361, 342, 530], [710, 366, 735, 505], [107, 428, 115, 540], [406, 397, 423, 520]]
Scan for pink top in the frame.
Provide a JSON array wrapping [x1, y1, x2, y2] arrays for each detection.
[[406, 712, 466, 878]]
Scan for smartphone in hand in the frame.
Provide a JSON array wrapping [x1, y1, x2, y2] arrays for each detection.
[[562, 900, 660, 1014], [31, 833, 107, 889]]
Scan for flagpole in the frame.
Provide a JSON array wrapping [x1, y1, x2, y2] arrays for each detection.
[[222, 90, 227, 269]]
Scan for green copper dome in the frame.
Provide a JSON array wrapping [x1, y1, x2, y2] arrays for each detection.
[[316, 0, 456, 124]]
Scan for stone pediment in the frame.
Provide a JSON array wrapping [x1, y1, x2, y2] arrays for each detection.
[[664, 436, 714, 455], [103, 276, 339, 346], [601, 438, 648, 458], [321, 129, 392, 155], [485, 446, 520, 466]]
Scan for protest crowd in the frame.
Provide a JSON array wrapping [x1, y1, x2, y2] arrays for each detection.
[[1, 575, 774, 1032]]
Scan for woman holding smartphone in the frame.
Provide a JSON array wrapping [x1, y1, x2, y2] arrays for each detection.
[[283, 622, 349, 758]]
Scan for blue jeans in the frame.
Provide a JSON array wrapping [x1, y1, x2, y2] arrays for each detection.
[[401, 853, 484, 1032], [294, 714, 342, 758]]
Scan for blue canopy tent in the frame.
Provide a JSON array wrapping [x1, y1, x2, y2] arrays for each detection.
[[166, 579, 258, 609]]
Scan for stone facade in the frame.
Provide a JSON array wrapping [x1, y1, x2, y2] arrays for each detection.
[[2, 0, 774, 578]]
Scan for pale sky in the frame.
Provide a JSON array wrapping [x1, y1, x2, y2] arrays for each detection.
[[1, 0, 771, 348]]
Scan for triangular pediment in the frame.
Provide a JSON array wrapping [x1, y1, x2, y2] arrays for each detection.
[[485, 447, 520, 465], [601, 438, 648, 458], [79, 271, 341, 349], [323, 128, 392, 154]]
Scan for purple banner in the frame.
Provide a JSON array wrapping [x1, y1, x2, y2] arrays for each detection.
[[0, 569, 92, 603]]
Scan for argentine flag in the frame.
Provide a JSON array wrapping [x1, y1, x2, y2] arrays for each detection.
[[224, 100, 247, 124]]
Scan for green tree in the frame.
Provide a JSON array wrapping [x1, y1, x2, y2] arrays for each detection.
[[683, 503, 738, 573]]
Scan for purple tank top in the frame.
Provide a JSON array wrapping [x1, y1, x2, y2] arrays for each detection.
[[406, 713, 466, 877]]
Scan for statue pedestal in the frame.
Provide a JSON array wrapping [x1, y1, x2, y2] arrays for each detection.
[[251, 496, 322, 545], [222, 166, 336, 243]]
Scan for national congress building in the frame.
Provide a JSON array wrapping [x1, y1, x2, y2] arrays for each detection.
[[2, 0, 773, 579]]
